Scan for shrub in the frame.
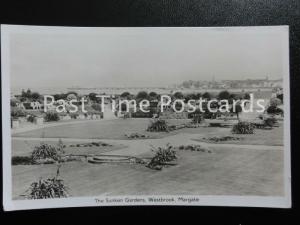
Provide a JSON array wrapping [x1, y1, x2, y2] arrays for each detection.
[[12, 156, 35, 165], [202, 136, 241, 142], [31, 143, 64, 161], [24, 166, 69, 199], [70, 112, 79, 119], [11, 107, 26, 118], [147, 144, 177, 170], [232, 121, 255, 134], [178, 144, 211, 152], [147, 118, 169, 132], [91, 103, 102, 111], [125, 133, 149, 139], [269, 97, 281, 107], [266, 105, 283, 115], [191, 113, 203, 124], [44, 111, 60, 122], [264, 117, 278, 127], [27, 114, 36, 123]]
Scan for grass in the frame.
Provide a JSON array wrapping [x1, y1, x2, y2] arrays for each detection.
[[195, 126, 283, 146], [13, 118, 207, 140], [12, 139, 127, 157], [12, 145, 284, 199]]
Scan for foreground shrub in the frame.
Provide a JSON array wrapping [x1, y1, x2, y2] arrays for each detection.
[[231, 121, 254, 134], [24, 166, 69, 199], [147, 144, 177, 170], [44, 111, 60, 122], [147, 118, 169, 132]]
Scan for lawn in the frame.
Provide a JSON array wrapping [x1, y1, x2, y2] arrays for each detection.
[[12, 139, 127, 157], [193, 126, 284, 146], [12, 118, 216, 140], [12, 145, 284, 199]]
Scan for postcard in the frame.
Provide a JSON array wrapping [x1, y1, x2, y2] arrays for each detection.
[[1, 25, 291, 210]]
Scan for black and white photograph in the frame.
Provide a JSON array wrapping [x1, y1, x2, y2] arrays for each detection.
[[1, 25, 291, 210]]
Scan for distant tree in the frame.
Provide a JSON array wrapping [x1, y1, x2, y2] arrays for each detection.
[[88, 93, 98, 102], [66, 91, 78, 96], [202, 92, 211, 100], [195, 92, 202, 99], [21, 89, 32, 98], [53, 94, 67, 101], [173, 92, 184, 99], [120, 92, 131, 98], [136, 91, 148, 100], [182, 81, 192, 89], [66, 94, 77, 101], [243, 92, 251, 100], [184, 93, 198, 102], [218, 90, 230, 100], [31, 92, 41, 101], [194, 81, 201, 89], [149, 92, 158, 98]]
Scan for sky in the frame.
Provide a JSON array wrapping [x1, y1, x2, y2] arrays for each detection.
[[9, 27, 287, 89]]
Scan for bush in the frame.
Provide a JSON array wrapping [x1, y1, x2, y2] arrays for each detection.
[[266, 105, 283, 115], [147, 144, 177, 170], [269, 97, 281, 107], [31, 143, 64, 161], [11, 107, 26, 118], [178, 144, 211, 152], [24, 166, 69, 199], [232, 121, 255, 134], [91, 103, 102, 111], [70, 112, 79, 119], [191, 113, 203, 124], [44, 111, 60, 122], [147, 118, 169, 132], [264, 117, 278, 127], [27, 114, 36, 123]]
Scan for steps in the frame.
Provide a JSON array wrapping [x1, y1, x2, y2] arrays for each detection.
[[87, 155, 146, 164]]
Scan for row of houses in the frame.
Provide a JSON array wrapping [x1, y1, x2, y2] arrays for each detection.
[[177, 77, 283, 90]]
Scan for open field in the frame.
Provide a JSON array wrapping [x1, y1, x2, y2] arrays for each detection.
[[12, 145, 284, 199]]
